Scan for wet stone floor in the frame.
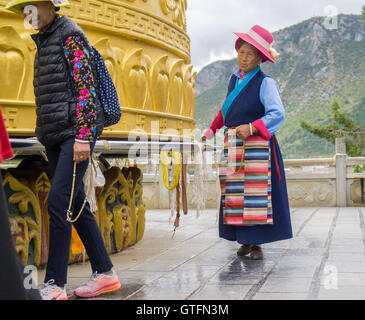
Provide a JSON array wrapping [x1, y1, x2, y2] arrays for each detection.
[[38, 207, 365, 300]]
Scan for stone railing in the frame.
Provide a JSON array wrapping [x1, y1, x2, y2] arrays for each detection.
[[141, 138, 365, 209]]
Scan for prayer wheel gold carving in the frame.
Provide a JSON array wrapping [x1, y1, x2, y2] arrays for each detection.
[[159, 0, 187, 30], [122, 48, 148, 109], [2, 166, 146, 266], [0, 0, 196, 139], [3, 172, 42, 266], [0, 0, 194, 265]]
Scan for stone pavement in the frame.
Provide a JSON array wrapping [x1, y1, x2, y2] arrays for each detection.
[[38, 207, 365, 300]]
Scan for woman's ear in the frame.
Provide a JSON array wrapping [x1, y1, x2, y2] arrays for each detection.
[[257, 56, 262, 66]]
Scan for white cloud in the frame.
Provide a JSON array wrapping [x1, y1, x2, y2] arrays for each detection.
[[186, 0, 364, 70]]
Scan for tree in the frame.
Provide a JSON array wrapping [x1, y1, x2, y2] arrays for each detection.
[[300, 99, 365, 158], [362, 5, 365, 22]]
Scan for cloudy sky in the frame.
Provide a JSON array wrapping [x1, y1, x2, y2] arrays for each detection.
[[186, 0, 364, 71]]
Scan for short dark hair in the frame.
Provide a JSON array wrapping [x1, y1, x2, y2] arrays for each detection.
[[237, 39, 261, 60], [237, 39, 247, 50]]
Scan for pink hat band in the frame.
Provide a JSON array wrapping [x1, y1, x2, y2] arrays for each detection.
[[234, 25, 280, 63]]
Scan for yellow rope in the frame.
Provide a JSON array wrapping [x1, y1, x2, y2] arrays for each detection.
[[66, 156, 93, 223], [125, 158, 130, 168], [161, 151, 180, 190], [102, 140, 111, 153]]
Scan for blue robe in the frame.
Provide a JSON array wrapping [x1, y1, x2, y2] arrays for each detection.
[[218, 69, 293, 245]]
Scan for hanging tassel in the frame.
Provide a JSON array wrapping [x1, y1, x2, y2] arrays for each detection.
[[168, 159, 175, 223], [176, 177, 180, 215], [172, 170, 181, 238], [172, 212, 180, 239], [215, 161, 221, 225], [181, 153, 188, 215], [174, 212, 180, 229]]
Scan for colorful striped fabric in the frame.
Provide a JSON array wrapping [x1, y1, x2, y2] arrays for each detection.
[[219, 129, 272, 226]]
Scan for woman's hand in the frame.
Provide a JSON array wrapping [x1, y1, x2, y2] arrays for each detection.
[[73, 141, 91, 164], [235, 124, 257, 140]]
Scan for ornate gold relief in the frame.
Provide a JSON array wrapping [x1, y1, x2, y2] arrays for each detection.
[[120, 167, 137, 246], [122, 48, 148, 109], [3, 172, 42, 266], [1, 0, 195, 139], [2, 163, 146, 266], [143, 54, 153, 109], [150, 55, 169, 113], [182, 65, 196, 118], [2, 107, 18, 129], [29, 171, 51, 265], [134, 169, 146, 241], [93, 38, 126, 110], [168, 59, 184, 115], [159, 0, 187, 30], [59, 0, 190, 60], [176, 119, 183, 135], [93, 38, 120, 88], [97, 166, 146, 254], [159, 117, 168, 134], [136, 114, 146, 130], [0, 26, 33, 102]]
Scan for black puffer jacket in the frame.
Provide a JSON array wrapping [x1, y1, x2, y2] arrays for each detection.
[[31, 15, 104, 147]]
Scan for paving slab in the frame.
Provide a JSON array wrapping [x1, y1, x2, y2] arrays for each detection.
[[36, 207, 365, 300]]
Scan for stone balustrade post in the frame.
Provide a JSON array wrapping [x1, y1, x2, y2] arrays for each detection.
[[335, 138, 347, 207]]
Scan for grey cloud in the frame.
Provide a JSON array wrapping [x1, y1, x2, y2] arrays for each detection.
[[186, 0, 364, 71]]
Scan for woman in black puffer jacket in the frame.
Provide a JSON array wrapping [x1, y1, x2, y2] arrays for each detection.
[[6, 0, 120, 300]]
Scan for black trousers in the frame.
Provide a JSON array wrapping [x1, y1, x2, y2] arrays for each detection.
[[44, 138, 113, 285], [0, 174, 41, 300]]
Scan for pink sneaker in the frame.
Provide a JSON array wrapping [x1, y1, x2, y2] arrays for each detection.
[[74, 270, 121, 298], [40, 280, 68, 300]]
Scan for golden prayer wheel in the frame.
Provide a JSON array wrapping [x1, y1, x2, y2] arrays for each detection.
[[0, 0, 196, 266]]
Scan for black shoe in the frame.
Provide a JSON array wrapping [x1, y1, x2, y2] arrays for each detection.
[[250, 245, 263, 260], [237, 244, 252, 256]]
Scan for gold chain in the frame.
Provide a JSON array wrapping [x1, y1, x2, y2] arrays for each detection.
[[66, 156, 93, 223]]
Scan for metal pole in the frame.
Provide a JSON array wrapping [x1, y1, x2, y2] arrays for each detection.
[[8, 138, 217, 157]]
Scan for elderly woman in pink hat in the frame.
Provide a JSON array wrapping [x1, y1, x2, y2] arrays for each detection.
[[202, 25, 292, 260]]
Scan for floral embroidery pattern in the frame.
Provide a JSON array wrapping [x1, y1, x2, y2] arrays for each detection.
[[64, 36, 97, 141]]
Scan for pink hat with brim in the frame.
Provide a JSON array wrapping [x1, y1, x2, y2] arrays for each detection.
[[234, 25, 279, 63]]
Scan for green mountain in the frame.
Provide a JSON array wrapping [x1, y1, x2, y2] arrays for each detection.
[[194, 14, 365, 159]]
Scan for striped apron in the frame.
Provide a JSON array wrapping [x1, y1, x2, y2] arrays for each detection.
[[219, 128, 273, 226]]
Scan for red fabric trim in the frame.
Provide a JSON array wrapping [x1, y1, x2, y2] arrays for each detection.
[[271, 136, 281, 184], [0, 107, 13, 163], [239, 69, 244, 80], [252, 119, 271, 140], [203, 100, 226, 140]]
